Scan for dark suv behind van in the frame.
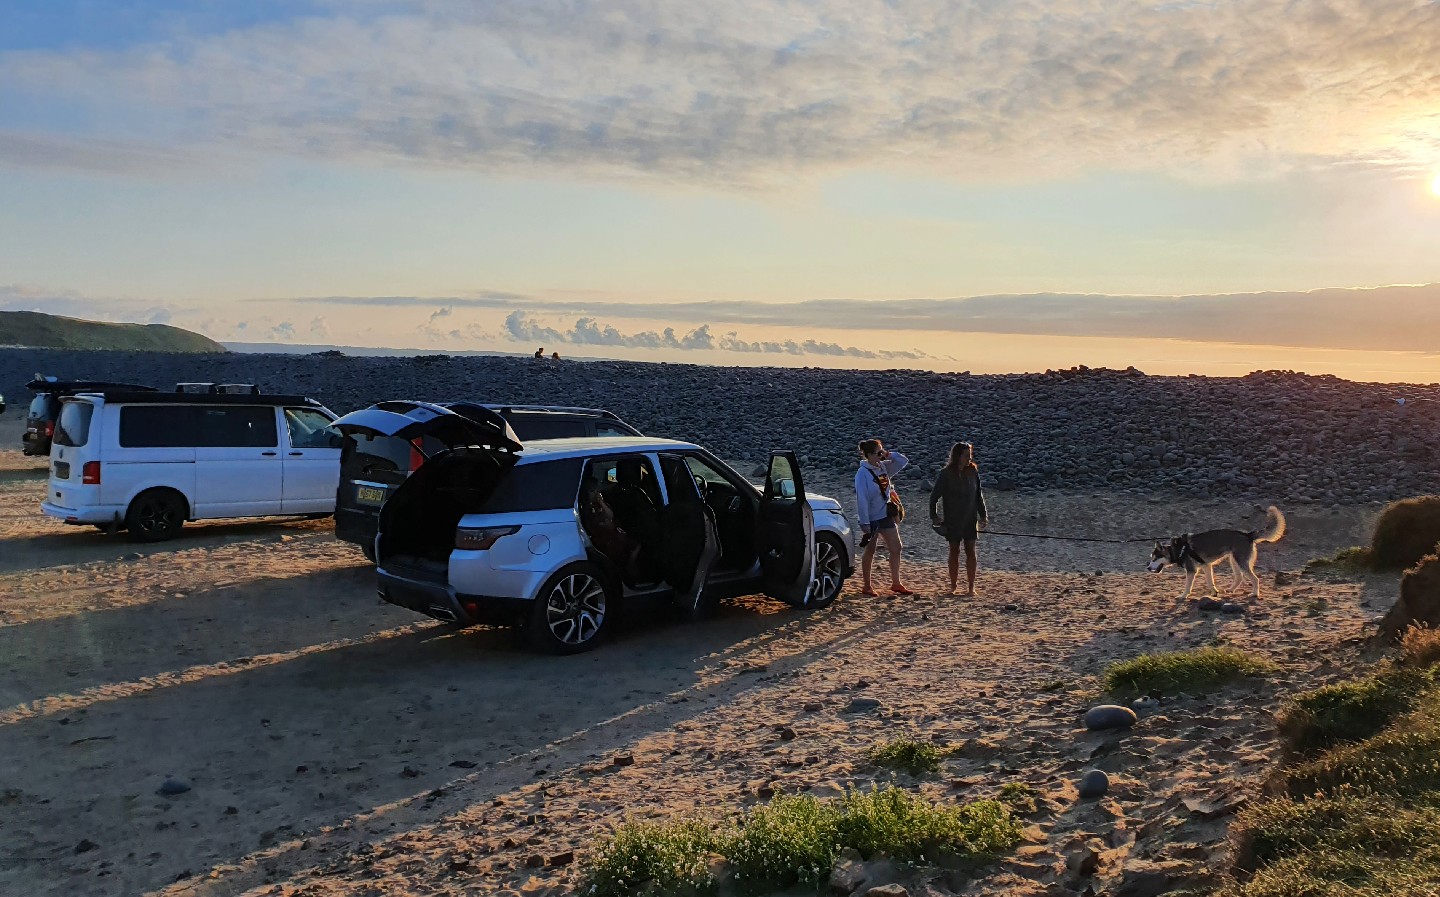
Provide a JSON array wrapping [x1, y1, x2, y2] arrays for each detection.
[[334, 403, 641, 558], [23, 379, 156, 455]]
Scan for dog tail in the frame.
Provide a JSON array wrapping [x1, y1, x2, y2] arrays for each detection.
[[1252, 506, 1286, 543]]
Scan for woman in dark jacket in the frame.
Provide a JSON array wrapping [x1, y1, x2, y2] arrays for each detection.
[[929, 442, 988, 595]]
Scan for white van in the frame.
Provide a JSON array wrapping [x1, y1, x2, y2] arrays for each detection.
[[40, 386, 342, 541]]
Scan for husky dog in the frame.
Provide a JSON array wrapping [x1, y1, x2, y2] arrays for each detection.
[[1147, 506, 1287, 600]]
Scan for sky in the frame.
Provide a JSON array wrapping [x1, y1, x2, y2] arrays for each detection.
[[2, 0, 1440, 379]]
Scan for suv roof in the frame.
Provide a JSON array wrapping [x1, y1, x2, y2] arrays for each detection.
[[69, 391, 329, 408], [517, 436, 697, 462], [483, 404, 629, 421]]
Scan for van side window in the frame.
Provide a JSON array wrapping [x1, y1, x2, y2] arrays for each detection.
[[285, 408, 340, 449], [119, 405, 278, 448]]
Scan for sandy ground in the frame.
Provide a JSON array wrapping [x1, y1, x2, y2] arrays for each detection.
[[0, 447, 1394, 897]]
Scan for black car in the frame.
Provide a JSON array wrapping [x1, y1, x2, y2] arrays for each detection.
[[22, 378, 156, 456], [334, 402, 641, 559]]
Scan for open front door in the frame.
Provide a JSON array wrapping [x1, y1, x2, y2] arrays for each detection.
[[757, 451, 814, 607], [658, 455, 721, 616]]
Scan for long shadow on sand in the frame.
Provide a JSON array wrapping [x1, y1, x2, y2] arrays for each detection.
[[0, 517, 332, 575], [0, 576, 883, 897]]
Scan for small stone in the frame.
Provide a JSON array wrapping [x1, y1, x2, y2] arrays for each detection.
[[1196, 598, 1224, 611], [400, 767, 421, 778], [1083, 705, 1137, 731], [1066, 845, 1100, 875], [75, 839, 99, 854], [829, 854, 866, 894], [525, 853, 544, 868], [779, 727, 797, 741], [803, 702, 824, 713], [612, 753, 635, 767], [1078, 769, 1110, 799], [450, 759, 477, 769], [223, 806, 238, 816], [1131, 696, 1160, 715], [845, 697, 882, 713], [156, 778, 191, 796], [1220, 602, 1245, 614], [863, 886, 910, 897], [546, 850, 574, 867]]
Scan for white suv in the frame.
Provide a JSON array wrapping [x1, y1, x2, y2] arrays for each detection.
[[332, 403, 854, 653], [41, 385, 342, 541]]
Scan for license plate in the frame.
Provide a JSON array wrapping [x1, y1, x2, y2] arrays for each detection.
[[355, 485, 387, 506], [53, 462, 70, 480]]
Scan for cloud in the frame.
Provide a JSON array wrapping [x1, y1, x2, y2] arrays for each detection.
[[3, 1, 1439, 182], [270, 321, 297, 340], [501, 310, 925, 359]]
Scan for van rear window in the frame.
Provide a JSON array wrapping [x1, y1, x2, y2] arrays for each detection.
[[478, 458, 583, 513], [54, 401, 95, 447], [506, 416, 589, 441]]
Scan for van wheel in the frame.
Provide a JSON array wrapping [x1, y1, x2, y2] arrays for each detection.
[[798, 534, 848, 609], [126, 490, 187, 542], [526, 563, 612, 654]]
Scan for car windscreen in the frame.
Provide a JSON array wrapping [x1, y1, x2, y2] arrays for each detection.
[[54, 401, 95, 448], [342, 432, 417, 476], [476, 458, 583, 513]]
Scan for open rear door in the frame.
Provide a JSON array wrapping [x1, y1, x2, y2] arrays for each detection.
[[658, 455, 721, 617], [757, 451, 814, 607]]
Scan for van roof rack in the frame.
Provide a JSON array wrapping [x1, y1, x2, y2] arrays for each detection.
[[175, 382, 261, 395]]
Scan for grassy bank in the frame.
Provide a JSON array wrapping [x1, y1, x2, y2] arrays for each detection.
[[0, 311, 225, 353]]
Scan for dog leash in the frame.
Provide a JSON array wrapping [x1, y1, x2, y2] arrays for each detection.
[[976, 529, 1166, 544]]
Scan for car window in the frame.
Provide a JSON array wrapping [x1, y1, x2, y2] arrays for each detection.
[[476, 458, 584, 513], [27, 394, 56, 419], [506, 415, 588, 441], [682, 455, 737, 487], [343, 433, 418, 476], [583, 455, 663, 505], [595, 423, 634, 437], [284, 407, 341, 449], [54, 401, 95, 448], [119, 405, 278, 448]]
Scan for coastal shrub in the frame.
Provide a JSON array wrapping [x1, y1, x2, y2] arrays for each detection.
[[725, 794, 841, 893], [1304, 545, 1373, 573], [582, 819, 723, 897], [1281, 700, 1440, 802], [1379, 552, 1440, 643], [1233, 793, 1440, 872], [1368, 496, 1440, 570], [866, 737, 949, 776], [1400, 624, 1440, 668], [834, 787, 1021, 863], [1276, 666, 1434, 759], [1104, 647, 1274, 696]]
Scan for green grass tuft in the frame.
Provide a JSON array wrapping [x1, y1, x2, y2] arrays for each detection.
[[866, 737, 950, 776], [1277, 667, 1434, 759], [1104, 647, 1274, 696], [835, 787, 1022, 863], [582, 819, 723, 897], [1304, 545, 1374, 574], [585, 786, 1024, 896], [997, 782, 1040, 815]]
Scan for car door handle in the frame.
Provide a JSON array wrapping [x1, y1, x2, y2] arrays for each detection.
[[289, 452, 303, 456], [262, 451, 277, 456]]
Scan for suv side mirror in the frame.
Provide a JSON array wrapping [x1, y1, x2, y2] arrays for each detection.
[[777, 478, 797, 499]]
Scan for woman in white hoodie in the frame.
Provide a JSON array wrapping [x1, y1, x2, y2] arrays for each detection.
[[855, 438, 912, 596]]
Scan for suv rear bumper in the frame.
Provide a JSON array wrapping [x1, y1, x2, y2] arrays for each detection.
[[376, 566, 531, 627]]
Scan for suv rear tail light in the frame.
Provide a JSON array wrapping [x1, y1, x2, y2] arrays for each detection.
[[82, 461, 101, 485], [455, 525, 520, 551], [42, 421, 55, 437]]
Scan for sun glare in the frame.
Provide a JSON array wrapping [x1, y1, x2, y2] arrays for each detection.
[[1432, 173, 1440, 197]]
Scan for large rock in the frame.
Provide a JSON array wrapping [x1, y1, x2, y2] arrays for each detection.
[[1378, 551, 1440, 643], [1083, 705, 1137, 731]]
